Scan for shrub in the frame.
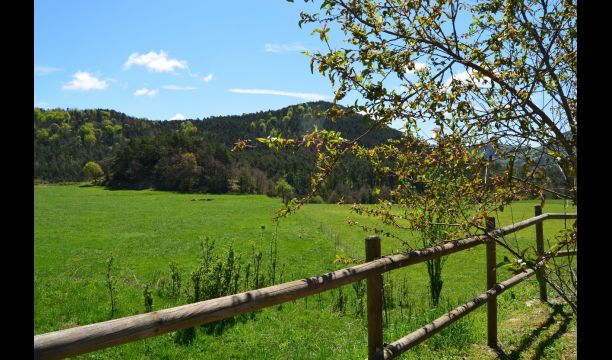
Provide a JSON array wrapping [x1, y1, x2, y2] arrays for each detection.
[[306, 195, 325, 204], [83, 161, 104, 184]]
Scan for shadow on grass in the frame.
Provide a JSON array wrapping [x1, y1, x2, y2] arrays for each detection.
[[492, 303, 572, 360], [200, 312, 258, 336], [174, 313, 259, 347]]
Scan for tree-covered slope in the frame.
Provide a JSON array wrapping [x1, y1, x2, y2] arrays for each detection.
[[34, 102, 400, 202]]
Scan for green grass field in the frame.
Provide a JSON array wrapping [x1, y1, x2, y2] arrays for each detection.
[[34, 184, 577, 359]]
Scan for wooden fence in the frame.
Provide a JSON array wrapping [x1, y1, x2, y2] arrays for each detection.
[[34, 207, 577, 359]]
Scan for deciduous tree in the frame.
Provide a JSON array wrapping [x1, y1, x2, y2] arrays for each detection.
[[273, 0, 576, 311], [275, 178, 295, 205], [83, 161, 104, 184]]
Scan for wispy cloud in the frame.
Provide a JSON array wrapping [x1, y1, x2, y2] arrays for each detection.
[[134, 87, 158, 97], [63, 71, 109, 90], [34, 100, 49, 107], [34, 65, 62, 75], [264, 42, 307, 53], [229, 88, 328, 101], [202, 73, 214, 82], [169, 113, 186, 120], [124, 50, 188, 73], [162, 84, 197, 91]]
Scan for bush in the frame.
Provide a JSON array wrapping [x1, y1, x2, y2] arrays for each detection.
[[275, 178, 294, 205], [83, 161, 104, 184], [326, 191, 340, 204], [34, 178, 49, 185], [306, 195, 325, 204]]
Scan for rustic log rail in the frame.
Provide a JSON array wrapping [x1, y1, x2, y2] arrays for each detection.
[[34, 211, 577, 360], [370, 257, 548, 360]]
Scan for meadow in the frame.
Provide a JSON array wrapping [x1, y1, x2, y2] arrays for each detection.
[[34, 184, 577, 359]]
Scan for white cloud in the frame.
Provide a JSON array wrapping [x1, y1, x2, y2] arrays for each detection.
[[356, 108, 382, 121], [162, 84, 197, 90], [134, 87, 158, 97], [229, 88, 327, 101], [34, 65, 62, 75], [124, 50, 188, 73], [446, 71, 471, 85], [404, 62, 427, 75], [444, 70, 491, 89], [62, 71, 109, 90], [202, 73, 214, 82], [169, 113, 186, 120], [264, 42, 307, 53]]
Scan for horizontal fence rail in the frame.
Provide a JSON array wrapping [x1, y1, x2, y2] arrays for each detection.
[[553, 249, 577, 257], [34, 212, 577, 360], [370, 258, 547, 360]]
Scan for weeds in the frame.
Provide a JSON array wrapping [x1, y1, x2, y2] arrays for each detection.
[[253, 250, 263, 289], [352, 280, 366, 317], [191, 269, 201, 303], [174, 327, 196, 345], [143, 284, 153, 312], [106, 256, 117, 318], [383, 274, 395, 324], [421, 223, 449, 307], [169, 262, 181, 300], [332, 287, 348, 314], [397, 276, 411, 320]]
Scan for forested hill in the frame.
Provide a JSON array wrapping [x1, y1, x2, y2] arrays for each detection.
[[34, 101, 401, 203]]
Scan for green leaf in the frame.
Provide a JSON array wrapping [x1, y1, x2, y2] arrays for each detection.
[[496, 259, 511, 268], [548, 243, 560, 253], [495, 256, 512, 268]]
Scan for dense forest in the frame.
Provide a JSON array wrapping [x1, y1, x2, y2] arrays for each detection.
[[34, 102, 400, 203], [34, 101, 567, 202]]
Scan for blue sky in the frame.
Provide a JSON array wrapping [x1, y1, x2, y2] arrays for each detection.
[[34, 0, 498, 137], [34, 0, 336, 121]]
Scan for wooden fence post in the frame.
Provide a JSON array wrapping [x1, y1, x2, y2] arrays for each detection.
[[534, 205, 547, 302], [366, 235, 383, 357], [486, 217, 498, 348]]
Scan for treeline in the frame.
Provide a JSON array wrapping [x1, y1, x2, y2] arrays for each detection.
[[34, 102, 399, 203], [33, 102, 568, 202]]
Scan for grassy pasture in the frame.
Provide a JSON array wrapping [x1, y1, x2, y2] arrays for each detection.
[[34, 184, 576, 359]]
